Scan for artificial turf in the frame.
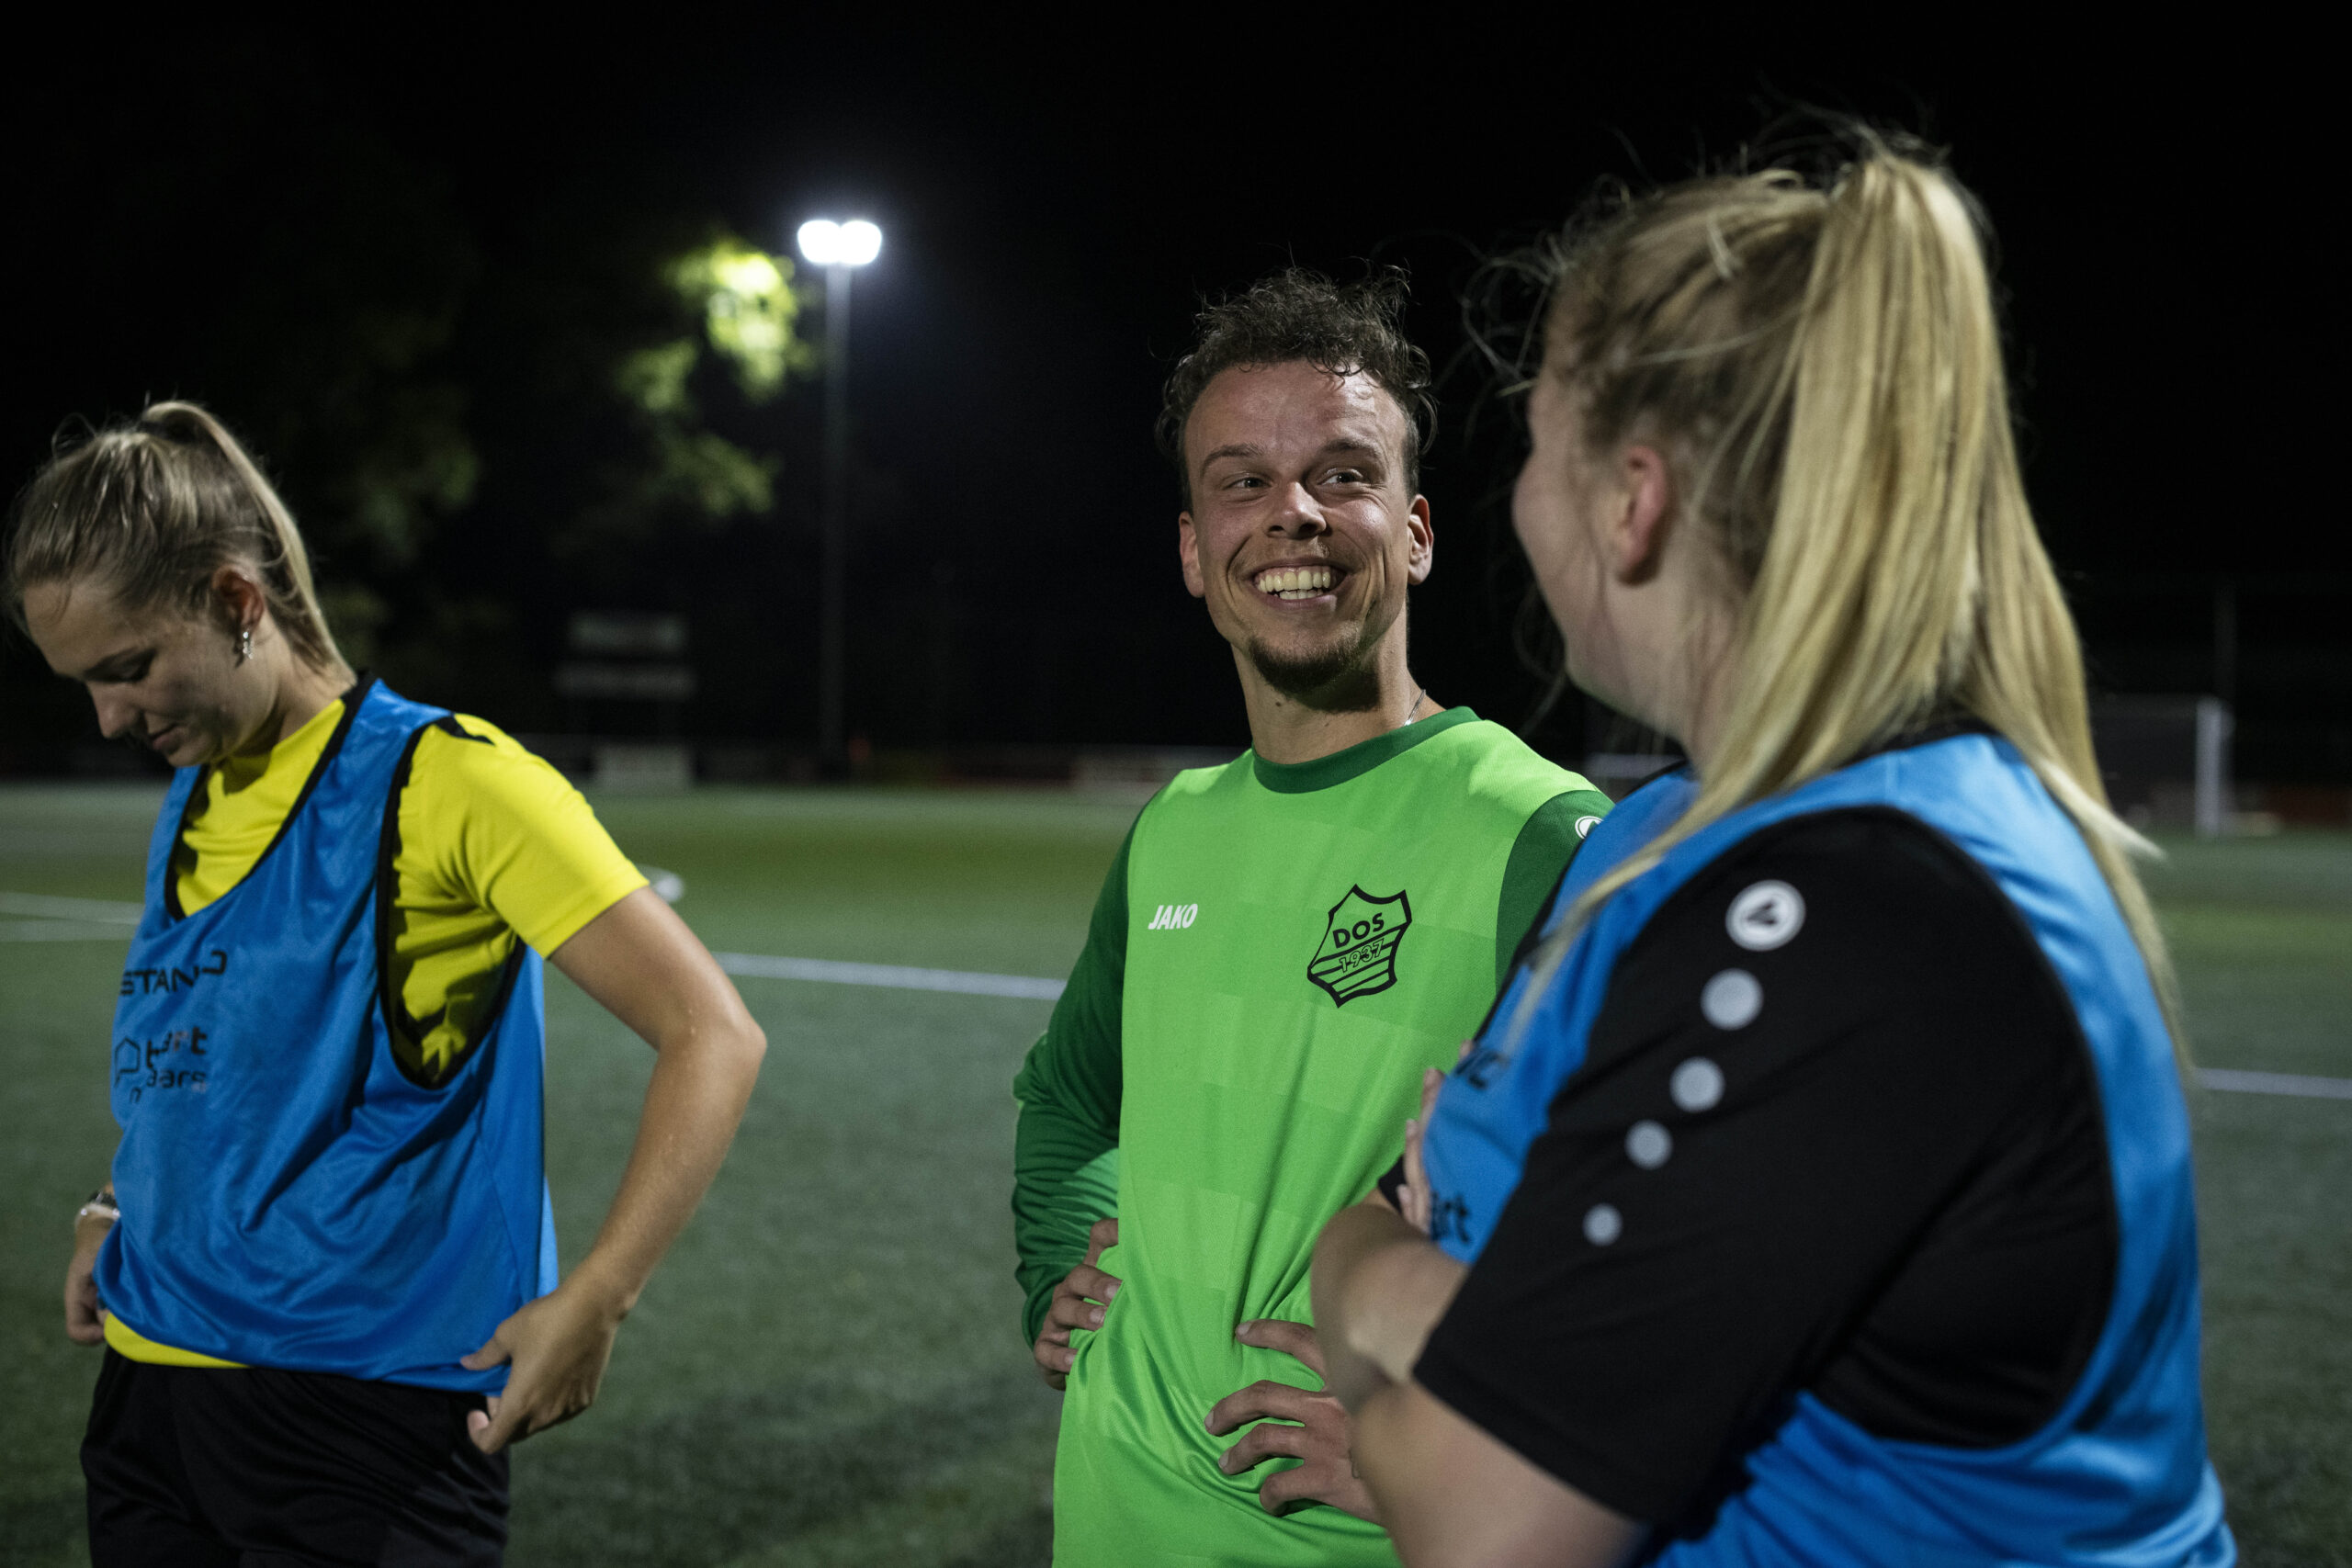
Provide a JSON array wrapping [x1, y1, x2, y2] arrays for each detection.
[[2142, 830, 2352, 1567], [0, 784, 2345, 1566]]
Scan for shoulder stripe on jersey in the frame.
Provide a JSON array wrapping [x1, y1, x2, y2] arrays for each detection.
[[431, 714, 492, 744]]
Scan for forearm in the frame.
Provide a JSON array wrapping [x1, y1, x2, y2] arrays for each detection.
[[1312, 1201, 1465, 1410], [1012, 1101, 1119, 1342], [1011, 827, 1132, 1341], [542, 886, 769, 1311], [571, 1012, 763, 1311], [65, 1192, 117, 1345], [1354, 1380, 1643, 1568], [1011, 995, 1123, 1343]]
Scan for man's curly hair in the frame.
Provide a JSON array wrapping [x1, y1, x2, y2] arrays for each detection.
[[1157, 268, 1435, 507]]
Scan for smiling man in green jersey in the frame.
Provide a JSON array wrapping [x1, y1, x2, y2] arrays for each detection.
[[1012, 271, 1612, 1566]]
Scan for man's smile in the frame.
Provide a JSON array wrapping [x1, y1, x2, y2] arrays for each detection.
[[1249, 561, 1348, 604]]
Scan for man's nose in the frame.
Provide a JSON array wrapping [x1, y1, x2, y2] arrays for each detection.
[[1268, 482, 1328, 536]]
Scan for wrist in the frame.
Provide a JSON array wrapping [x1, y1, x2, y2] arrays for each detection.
[[564, 1251, 645, 1319], [76, 1187, 119, 1230]]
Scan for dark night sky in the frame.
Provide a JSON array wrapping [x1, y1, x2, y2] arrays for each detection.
[[4, 19, 2341, 777]]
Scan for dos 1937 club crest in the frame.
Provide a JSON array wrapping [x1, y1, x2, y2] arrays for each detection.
[[1307, 886, 1412, 1006]]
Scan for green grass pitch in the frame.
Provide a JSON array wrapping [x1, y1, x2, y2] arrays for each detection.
[[2, 784, 2346, 1565]]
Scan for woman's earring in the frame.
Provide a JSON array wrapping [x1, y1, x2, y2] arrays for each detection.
[[236, 627, 253, 665]]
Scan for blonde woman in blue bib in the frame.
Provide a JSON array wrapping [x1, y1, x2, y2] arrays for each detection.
[[1309, 143, 2230, 1567], [12, 402, 768, 1566]]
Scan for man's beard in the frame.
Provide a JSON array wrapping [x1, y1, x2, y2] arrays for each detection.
[[1246, 626, 1381, 712]]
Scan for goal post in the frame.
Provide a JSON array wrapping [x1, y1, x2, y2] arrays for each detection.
[[2091, 695, 2233, 838]]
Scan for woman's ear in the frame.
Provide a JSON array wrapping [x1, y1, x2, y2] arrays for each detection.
[[208, 564, 268, 637], [1608, 444, 1677, 585]]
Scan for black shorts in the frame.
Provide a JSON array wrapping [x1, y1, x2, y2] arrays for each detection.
[[82, 1348, 509, 1567]]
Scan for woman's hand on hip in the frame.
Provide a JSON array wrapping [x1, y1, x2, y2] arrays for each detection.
[[460, 1273, 628, 1453], [63, 1214, 111, 1346]]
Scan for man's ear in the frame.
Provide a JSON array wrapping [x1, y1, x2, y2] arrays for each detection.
[[1609, 445, 1676, 585], [1403, 495, 1434, 586], [1178, 513, 1207, 599]]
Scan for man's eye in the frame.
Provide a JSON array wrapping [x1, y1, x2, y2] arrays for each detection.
[[1326, 469, 1366, 485]]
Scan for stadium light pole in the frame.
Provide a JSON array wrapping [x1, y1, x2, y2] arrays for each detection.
[[796, 218, 882, 770]]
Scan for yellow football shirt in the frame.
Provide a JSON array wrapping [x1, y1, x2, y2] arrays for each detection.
[[106, 695, 647, 1366]]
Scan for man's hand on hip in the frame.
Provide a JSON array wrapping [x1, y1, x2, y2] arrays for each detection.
[[1207, 1317, 1381, 1522], [1034, 1217, 1120, 1391]]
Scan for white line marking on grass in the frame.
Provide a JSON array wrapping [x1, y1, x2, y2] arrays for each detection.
[[0, 886, 1068, 1003], [2199, 1067, 2352, 1100], [0, 884, 2324, 1064], [0, 892, 142, 923], [717, 953, 1064, 1002], [0, 919, 136, 942]]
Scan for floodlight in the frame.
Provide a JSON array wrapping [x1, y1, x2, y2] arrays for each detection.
[[799, 217, 881, 268], [797, 220, 843, 265], [838, 220, 882, 265]]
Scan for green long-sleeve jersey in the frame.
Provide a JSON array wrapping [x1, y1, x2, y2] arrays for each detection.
[[1012, 708, 1610, 1565]]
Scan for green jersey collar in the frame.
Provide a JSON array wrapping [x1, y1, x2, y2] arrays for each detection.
[[1250, 706, 1479, 795]]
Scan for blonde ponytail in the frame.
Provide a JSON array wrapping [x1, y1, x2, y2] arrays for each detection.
[[1521, 142, 2182, 1053], [6, 401, 349, 675]]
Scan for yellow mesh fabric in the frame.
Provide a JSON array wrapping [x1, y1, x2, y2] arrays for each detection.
[[103, 1312, 242, 1367]]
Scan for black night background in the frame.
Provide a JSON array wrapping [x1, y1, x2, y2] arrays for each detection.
[[6, 19, 2350, 1566], [5, 18, 2341, 802]]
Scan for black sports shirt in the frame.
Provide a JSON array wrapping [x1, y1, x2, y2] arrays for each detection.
[[1413, 807, 2120, 1530]]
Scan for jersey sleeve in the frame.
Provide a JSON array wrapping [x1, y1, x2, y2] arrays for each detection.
[[1010, 824, 1134, 1346], [1414, 808, 2111, 1527], [403, 716, 648, 956], [1493, 786, 1615, 988]]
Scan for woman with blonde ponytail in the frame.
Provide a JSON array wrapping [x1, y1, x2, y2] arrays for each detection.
[[10, 404, 766, 1565], [1309, 145, 2233, 1566]]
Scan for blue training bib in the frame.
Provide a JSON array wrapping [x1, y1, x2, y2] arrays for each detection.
[[1422, 735, 2231, 1566], [96, 679, 557, 1391]]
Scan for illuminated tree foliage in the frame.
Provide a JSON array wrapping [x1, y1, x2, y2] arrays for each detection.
[[673, 240, 815, 400], [571, 236, 815, 549]]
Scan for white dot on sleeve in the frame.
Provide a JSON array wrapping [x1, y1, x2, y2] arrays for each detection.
[[1583, 1203, 1623, 1246], [1626, 1120, 1673, 1168], [1701, 968, 1762, 1030], [1671, 1057, 1724, 1112]]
